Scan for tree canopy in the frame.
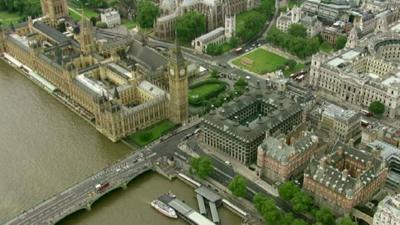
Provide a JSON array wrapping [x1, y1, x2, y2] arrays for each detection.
[[136, 0, 159, 28], [266, 27, 320, 59], [253, 193, 309, 225], [288, 24, 307, 37], [315, 208, 335, 225], [278, 181, 300, 201], [336, 216, 357, 225], [237, 11, 265, 42], [0, 0, 41, 18], [335, 36, 347, 50], [190, 156, 214, 179], [369, 101, 385, 115], [72, 0, 109, 8], [228, 175, 247, 197], [176, 11, 206, 44]]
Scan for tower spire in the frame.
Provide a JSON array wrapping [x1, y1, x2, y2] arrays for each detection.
[[170, 30, 184, 65]]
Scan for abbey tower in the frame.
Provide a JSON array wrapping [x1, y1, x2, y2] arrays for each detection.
[[40, 0, 69, 25]]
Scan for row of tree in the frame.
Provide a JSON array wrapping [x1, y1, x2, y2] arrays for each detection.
[[266, 25, 347, 59], [0, 0, 41, 18], [254, 192, 357, 225]]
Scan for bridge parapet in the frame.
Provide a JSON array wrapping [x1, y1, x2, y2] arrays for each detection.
[[4, 158, 153, 225]]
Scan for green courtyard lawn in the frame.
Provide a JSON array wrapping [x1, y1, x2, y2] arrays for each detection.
[[68, 4, 99, 21], [127, 120, 176, 147], [189, 79, 228, 106], [69, 10, 82, 22], [319, 41, 334, 53], [233, 48, 288, 74], [0, 11, 22, 25], [121, 19, 137, 29]]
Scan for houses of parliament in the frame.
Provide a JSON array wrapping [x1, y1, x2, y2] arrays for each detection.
[[0, 0, 189, 142]]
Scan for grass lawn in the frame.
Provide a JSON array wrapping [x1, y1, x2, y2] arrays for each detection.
[[189, 83, 224, 99], [69, 10, 82, 22], [0, 11, 22, 25], [319, 42, 334, 53], [121, 19, 137, 30], [69, 3, 99, 21], [127, 120, 176, 147], [233, 48, 288, 74]]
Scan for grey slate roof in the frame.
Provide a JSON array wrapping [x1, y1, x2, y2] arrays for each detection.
[[305, 142, 386, 198], [203, 91, 303, 143]]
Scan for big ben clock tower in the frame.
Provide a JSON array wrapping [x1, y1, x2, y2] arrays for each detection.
[[168, 36, 189, 124]]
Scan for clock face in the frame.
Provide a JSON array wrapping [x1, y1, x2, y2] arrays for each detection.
[[170, 68, 175, 76], [180, 69, 185, 76]]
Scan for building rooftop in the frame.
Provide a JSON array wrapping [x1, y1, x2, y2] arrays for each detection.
[[195, 186, 221, 203], [322, 103, 359, 123], [259, 132, 319, 163], [194, 27, 225, 43], [305, 142, 385, 198], [203, 90, 303, 142]]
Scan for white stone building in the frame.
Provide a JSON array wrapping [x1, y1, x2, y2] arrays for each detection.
[[276, 6, 323, 37], [373, 194, 400, 225], [319, 103, 361, 143], [100, 8, 121, 28], [192, 15, 236, 54], [309, 32, 400, 119]]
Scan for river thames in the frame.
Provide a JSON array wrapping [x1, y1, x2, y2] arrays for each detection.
[[0, 60, 241, 225]]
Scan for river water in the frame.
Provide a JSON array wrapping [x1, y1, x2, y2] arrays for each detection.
[[0, 60, 241, 225]]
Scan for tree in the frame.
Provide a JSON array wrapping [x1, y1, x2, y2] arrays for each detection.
[[290, 191, 313, 212], [288, 24, 307, 37], [176, 11, 206, 44], [278, 181, 300, 201], [336, 216, 357, 225], [259, 0, 275, 19], [136, 0, 159, 28], [291, 218, 308, 225], [315, 208, 335, 225], [369, 101, 385, 116], [210, 69, 219, 79], [228, 36, 239, 48], [335, 36, 347, 50], [90, 16, 97, 26], [237, 11, 265, 42], [206, 43, 223, 56], [190, 156, 214, 179], [286, 59, 297, 69], [228, 175, 247, 197]]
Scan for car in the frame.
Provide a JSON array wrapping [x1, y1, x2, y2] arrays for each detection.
[[224, 161, 232, 166], [245, 75, 251, 80]]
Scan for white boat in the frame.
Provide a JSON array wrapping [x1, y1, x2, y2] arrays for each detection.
[[151, 200, 178, 219]]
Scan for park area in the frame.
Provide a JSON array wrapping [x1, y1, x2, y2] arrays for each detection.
[[232, 48, 304, 76], [126, 120, 177, 147], [188, 79, 228, 107]]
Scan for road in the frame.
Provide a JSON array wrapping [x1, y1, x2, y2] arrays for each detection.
[[186, 139, 315, 224], [147, 0, 282, 88], [148, 38, 267, 88]]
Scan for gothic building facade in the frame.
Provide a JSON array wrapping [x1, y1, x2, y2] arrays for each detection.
[[0, 0, 189, 142], [154, 0, 259, 40]]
